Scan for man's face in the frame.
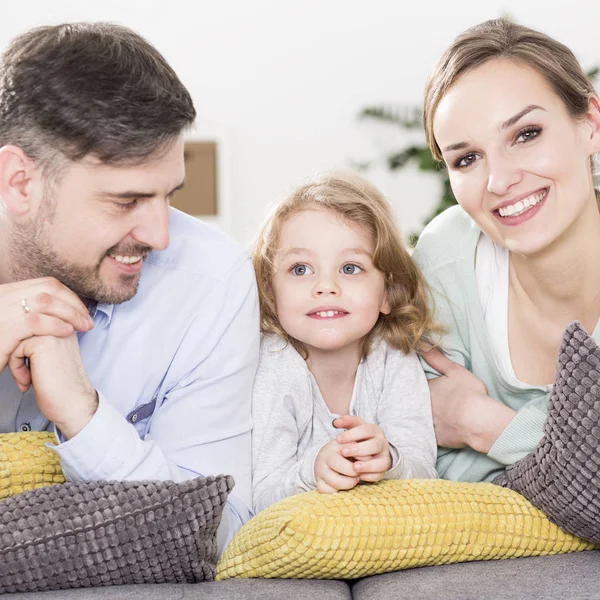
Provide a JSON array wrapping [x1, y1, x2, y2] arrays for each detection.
[[9, 135, 185, 304]]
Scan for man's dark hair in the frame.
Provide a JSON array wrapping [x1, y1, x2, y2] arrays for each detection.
[[0, 22, 196, 167]]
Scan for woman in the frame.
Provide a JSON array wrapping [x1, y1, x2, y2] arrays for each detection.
[[412, 18, 600, 487]]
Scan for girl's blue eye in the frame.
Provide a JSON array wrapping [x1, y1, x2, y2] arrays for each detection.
[[291, 264, 313, 276], [341, 264, 362, 275]]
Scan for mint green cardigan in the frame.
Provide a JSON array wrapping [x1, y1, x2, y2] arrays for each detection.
[[412, 206, 600, 483]]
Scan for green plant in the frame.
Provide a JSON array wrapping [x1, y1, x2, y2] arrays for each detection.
[[358, 69, 599, 246]]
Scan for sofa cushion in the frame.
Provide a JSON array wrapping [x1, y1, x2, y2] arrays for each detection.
[[494, 321, 600, 542], [0, 475, 233, 593], [0, 432, 64, 499], [216, 478, 596, 580], [351, 550, 600, 600]]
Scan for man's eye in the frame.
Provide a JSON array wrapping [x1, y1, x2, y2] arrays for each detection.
[[291, 264, 313, 276], [115, 200, 138, 210], [341, 264, 362, 275]]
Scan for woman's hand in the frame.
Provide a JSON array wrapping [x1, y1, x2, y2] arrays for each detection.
[[334, 415, 392, 482], [420, 348, 516, 453]]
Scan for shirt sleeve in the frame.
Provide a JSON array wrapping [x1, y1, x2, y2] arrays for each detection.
[[377, 349, 438, 480], [51, 258, 260, 552], [251, 340, 323, 513]]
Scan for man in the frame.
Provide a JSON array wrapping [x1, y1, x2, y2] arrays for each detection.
[[0, 23, 259, 552]]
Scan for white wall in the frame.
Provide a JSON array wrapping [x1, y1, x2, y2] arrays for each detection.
[[4, 0, 600, 245]]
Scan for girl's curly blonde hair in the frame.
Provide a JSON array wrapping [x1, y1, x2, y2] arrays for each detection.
[[252, 170, 443, 357]]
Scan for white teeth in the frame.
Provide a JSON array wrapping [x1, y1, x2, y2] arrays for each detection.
[[498, 189, 547, 217], [315, 310, 342, 317], [112, 255, 142, 264]]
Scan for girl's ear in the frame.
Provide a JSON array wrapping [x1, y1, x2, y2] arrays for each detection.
[[380, 290, 391, 315], [0, 145, 38, 216]]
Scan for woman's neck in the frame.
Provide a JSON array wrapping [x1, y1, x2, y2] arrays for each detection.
[[510, 199, 600, 327], [306, 342, 362, 415]]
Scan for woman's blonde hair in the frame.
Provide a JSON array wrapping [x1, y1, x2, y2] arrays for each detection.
[[423, 19, 597, 161], [252, 170, 442, 357]]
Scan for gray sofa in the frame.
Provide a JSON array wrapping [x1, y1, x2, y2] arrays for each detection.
[[11, 551, 600, 600]]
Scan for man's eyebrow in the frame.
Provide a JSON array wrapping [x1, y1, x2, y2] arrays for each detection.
[[442, 105, 546, 153], [100, 181, 185, 200], [501, 104, 545, 129]]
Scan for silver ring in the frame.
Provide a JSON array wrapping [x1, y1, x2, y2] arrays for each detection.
[[21, 298, 30, 314]]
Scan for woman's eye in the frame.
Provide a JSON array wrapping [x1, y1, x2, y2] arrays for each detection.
[[454, 152, 480, 169], [291, 264, 313, 276], [341, 264, 362, 275], [516, 127, 541, 143]]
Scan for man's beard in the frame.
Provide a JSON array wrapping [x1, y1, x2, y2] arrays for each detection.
[[8, 215, 149, 305]]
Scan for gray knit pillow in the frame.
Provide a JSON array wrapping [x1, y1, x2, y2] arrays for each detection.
[[494, 321, 600, 542], [0, 475, 233, 593]]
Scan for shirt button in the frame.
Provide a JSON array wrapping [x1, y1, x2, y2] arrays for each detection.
[[20, 423, 31, 432], [131, 414, 138, 423]]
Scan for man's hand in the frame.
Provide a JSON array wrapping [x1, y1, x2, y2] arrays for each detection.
[[314, 439, 360, 494], [0, 277, 94, 374], [420, 347, 516, 453], [334, 415, 392, 482], [8, 334, 98, 440]]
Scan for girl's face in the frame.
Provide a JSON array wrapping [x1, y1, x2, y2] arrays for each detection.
[[272, 207, 389, 356], [433, 58, 600, 255]]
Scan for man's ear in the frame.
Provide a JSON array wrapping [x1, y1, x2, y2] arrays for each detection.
[[0, 145, 38, 216], [586, 97, 600, 155]]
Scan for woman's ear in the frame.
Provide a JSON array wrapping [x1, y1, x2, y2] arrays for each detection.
[[0, 145, 37, 216], [586, 97, 600, 155]]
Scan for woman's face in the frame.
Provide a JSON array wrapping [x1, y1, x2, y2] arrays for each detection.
[[433, 58, 600, 255]]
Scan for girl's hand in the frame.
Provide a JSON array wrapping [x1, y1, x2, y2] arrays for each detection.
[[420, 348, 516, 453], [314, 440, 360, 494], [334, 415, 392, 482]]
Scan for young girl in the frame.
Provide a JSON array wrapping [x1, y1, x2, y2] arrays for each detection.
[[251, 171, 439, 513]]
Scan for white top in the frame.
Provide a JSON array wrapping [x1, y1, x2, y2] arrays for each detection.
[[475, 233, 552, 391], [251, 334, 438, 513]]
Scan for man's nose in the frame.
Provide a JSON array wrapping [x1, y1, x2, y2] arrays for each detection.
[[131, 200, 170, 251]]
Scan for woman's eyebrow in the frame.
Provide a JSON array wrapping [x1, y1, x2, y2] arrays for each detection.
[[442, 105, 546, 153], [501, 104, 546, 129]]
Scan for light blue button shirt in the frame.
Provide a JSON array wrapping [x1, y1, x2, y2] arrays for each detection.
[[1, 207, 260, 553]]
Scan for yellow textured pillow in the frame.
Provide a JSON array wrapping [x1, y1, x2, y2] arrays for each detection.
[[0, 432, 65, 500], [217, 479, 598, 580]]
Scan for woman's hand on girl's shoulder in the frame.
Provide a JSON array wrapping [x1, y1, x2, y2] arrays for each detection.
[[420, 348, 516, 452]]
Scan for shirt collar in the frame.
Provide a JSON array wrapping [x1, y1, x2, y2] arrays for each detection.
[[81, 297, 114, 327]]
